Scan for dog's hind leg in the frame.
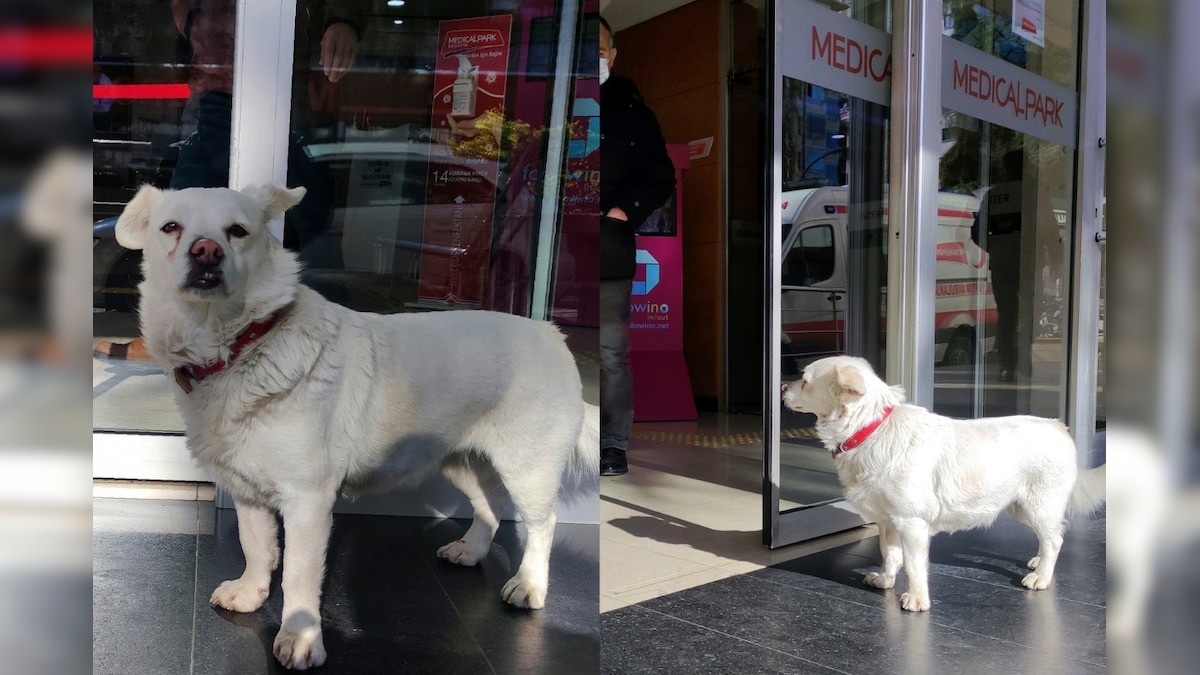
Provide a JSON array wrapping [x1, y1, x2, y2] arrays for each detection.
[[864, 520, 903, 589], [1020, 502, 1066, 590], [210, 498, 279, 613], [1008, 502, 1046, 570], [438, 455, 509, 567]]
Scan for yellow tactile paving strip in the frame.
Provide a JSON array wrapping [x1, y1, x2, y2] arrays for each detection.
[[631, 426, 819, 447]]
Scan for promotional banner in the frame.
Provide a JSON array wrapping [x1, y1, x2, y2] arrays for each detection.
[[418, 15, 513, 307], [630, 145, 696, 421]]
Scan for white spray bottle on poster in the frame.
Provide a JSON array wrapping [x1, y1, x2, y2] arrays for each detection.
[[452, 54, 478, 117]]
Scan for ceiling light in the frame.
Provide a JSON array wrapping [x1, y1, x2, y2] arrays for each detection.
[[387, 1, 405, 6]]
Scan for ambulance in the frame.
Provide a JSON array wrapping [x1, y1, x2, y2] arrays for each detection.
[[780, 186, 996, 373]]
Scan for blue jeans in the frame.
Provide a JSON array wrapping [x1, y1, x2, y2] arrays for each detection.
[[600, 278, 633, 451]]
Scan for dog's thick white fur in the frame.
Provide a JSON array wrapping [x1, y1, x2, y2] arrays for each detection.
[[782, 356, 1105, 612], [116, 184, 599, 670]]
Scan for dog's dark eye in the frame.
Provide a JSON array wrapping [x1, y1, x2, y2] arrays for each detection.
[[227, 224, 249, 238], [160, 222, 180, 234]]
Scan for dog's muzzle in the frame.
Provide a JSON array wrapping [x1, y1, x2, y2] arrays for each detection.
[[185, 238, 225, 291], [780, 382, 804, 412]]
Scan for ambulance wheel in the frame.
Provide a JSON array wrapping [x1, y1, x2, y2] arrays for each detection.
[[943, 331, 975, 366]]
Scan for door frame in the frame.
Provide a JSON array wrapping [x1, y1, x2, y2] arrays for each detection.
[[1067, 0, 1105, 466], [763, 0, 1104, 547], [763, 0, 898, 548]]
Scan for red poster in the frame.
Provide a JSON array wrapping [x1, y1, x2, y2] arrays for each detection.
[[418, 15, 513, 307]]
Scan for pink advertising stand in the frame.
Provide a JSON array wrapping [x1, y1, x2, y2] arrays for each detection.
[[630, 145, 696, 421]]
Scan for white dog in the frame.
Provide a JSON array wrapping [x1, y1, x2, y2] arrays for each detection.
[[115, 184, 599, 669], [781, 356, 1105, 612]]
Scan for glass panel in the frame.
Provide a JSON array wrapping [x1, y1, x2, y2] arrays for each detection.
[[93, 0, 241, 433], [767, 0, 892, 534], [285, 2, 594, 318], [777, 78, 889, 512], [93, 2, 597, 442], [942, 0, 1080, 89], [783, 224, 836, 286], [934, 112, 1073, 418]]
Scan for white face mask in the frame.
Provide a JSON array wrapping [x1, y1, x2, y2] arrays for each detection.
[[599, 58, 610, 84]]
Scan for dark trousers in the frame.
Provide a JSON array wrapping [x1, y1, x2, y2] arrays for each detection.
[[600, 278, 633, 451]]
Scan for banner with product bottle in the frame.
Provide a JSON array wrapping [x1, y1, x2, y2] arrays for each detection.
[[418, 15, 513, 307]]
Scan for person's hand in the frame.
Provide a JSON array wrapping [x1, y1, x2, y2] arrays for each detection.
[[446, 113, 483, 138], [320, 23, 358, 83], [605, 207, 628, 221]]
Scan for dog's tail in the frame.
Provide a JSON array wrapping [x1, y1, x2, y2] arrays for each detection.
[[567, 402, 601, 489], [1069, 464, 1106, 516]]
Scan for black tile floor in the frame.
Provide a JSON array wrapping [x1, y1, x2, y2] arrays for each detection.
[[602, 512, 1106, 674], [93, 499, 599, 674]]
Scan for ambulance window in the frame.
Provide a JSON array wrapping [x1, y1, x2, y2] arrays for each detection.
[[782, 224, 835, 286]]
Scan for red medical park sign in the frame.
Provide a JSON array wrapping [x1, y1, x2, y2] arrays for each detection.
[[941, 37, 1076, 148], [779, 0, 1077, 148]]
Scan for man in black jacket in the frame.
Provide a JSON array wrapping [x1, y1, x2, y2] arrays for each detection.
[[599, 16, 676, 476]]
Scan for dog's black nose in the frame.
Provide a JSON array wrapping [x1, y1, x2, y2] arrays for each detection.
[[190, 238, 224, 266]]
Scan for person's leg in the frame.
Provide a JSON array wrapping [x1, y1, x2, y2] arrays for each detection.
[[285, 135, 347, 305], [170, 91, 232, 190], [599, 278, 633, 475]]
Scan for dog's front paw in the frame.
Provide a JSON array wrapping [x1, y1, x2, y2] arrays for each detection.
[[273, 625, 326, 670], [501, 574, 547, 609], [210, 578, 269, 613], [1021, 571, 1053, 590], [437, 539, 488, 567], [1026, 555, 1041, 570], [900, 592, 931, 612], [863, 572, 896, 589]]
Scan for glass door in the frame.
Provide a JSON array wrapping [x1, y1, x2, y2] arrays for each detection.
[[765, 0, 893, 548]]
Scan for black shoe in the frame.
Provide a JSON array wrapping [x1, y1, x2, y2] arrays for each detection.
[[601, 447, 627, 476]]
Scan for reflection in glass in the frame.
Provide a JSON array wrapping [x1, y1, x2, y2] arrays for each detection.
[[942, 0, 1079, 89], [777, 77, 889, 512], [93, 0, 243, 433], [935, 110, 1073, 419], [285, 5, 598, 319]]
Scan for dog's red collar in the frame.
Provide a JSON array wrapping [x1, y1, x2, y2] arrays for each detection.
[[173, 309, 285, 393], [833, 407, 894, 458]]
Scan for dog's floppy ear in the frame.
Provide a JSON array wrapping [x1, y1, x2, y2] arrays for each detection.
[[834, 364, 868, 402], [115, 184, 164, 250], [245, 185, 307, 221]]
